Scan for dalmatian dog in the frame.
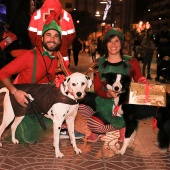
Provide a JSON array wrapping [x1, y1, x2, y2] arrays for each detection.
[[0, 72, 92, 158]]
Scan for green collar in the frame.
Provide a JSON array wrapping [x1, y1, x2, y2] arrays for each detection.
[[42, 51, 55, 59]]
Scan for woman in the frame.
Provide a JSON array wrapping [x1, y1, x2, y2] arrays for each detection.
[[141, 28, 155, 79], [79, 27, 144, 142]]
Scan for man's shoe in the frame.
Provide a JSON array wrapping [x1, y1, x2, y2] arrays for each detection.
[[60, 130, 84, 139], [74, 131, 85, 139]]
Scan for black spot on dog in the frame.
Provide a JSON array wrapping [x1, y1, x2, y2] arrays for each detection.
[[85, 76, 90, 80], [67, 77, 70, 83], [58, 127, 61, 130], [63, 114, 65, 117]]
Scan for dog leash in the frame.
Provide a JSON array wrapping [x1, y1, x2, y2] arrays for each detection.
[[27, 85, 56, 131], [27, 96, 47, 131]]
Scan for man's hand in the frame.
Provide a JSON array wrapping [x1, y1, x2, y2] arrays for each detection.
[[13, 90, 29, 107]]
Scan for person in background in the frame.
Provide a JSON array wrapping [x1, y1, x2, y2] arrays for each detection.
[[140, 28, 155, 79], [89, 37, 97, 62], [0, 21, 17, 68], [155, 24, 170, 82], [0, 20, 76, 143], [68, 44, 72, 66], [9, 0, 34, 50], [30, 0, 35, 14], [97, 35, 105, 56], [82, 41, 86, 53], [79, 28, 144, 144], [72, 35, 82, 67], [0, 1, 6, 23], [28, 0, 76, 67], [123, 30, 134, 56], [155, 48, 170, 82]]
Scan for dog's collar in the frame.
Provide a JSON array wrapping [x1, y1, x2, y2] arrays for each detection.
[[66, 90, 74, 96]]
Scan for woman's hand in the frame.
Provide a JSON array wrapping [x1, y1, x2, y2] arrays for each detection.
[[107, 89, 119, 98], [13, 90, 29, 107]]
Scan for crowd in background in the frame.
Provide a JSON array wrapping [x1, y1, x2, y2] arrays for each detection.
[[1, 0, 170, 82], [85, 24, 170, 82]]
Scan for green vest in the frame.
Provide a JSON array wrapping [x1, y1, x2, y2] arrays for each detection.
[[95, 55, 132, 129]]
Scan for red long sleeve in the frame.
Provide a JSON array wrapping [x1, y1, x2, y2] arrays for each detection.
[[94, 71, 108, 98], [129, 57, 143, 82]]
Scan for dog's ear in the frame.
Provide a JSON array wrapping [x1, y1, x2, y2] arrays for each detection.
[[124, 75, 131, 87], [102, 73, 115, 84], [106, 84, 112, 90], [85, 75, 93, 90], [63, 76, 71, 92]]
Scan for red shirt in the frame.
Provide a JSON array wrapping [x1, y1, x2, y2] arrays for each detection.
[[0, 48, 71, 84]]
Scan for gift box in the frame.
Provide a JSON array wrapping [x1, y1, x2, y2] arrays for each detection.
[[128, 82, 166, 107]]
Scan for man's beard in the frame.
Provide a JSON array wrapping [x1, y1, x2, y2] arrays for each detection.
[[42, 41, 60, 52]]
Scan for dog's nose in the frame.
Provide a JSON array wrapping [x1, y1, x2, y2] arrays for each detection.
[[76, 92, 82, 97], [114, 86, 119, 91]]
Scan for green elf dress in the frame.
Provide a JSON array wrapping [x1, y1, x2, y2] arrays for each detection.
[[95, 55, 132, 129]]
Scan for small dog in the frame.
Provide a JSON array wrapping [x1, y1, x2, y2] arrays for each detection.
[[104, 72, 170, 155], [103, 72, 131, 116], [0, 72, 92, 158]]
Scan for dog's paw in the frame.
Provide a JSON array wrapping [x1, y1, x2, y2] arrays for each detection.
[[74, 148, 82, 155], [160, 148, 168, 153], [12, 139, 19, 144], [55, 151, 64, 158]]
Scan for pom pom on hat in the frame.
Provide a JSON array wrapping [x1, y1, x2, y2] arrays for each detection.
[[41, 0, 62, 36], [104, 27, 124, 41], [42, 20, 62, 36]]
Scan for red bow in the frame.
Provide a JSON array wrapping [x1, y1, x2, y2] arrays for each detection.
[[55, 74, 66, 88], [138, 76, 147, 83]]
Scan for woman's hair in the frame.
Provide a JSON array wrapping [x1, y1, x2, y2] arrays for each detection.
[[102, 34, 127, 68], [146, 28, 154, 40]]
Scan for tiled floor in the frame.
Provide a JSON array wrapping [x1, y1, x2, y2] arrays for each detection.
[[0, 117, 169, 170], [0, 52, 170, 170]]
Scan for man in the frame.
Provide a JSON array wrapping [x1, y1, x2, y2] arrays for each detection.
[[0, 20, 70, 105], [28, 0, 76, 66], [0, 20, 83, 143]]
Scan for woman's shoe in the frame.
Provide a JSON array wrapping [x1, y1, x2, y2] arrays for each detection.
[[87, 133, 100, 142]]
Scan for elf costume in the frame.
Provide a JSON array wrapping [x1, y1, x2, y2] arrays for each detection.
[[78, 28, 143, 143], [0, 20, 71, 143]]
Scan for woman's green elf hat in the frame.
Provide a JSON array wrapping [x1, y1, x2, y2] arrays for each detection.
[[104, 28, 124, 41]]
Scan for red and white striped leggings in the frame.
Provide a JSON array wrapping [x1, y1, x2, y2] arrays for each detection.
[[78, 104, 120, 134]]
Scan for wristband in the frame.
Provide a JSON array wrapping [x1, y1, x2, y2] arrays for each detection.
[[12, 89, 18, 95]]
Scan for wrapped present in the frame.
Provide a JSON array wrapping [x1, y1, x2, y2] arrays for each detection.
[[128, 82, 166, 107]]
